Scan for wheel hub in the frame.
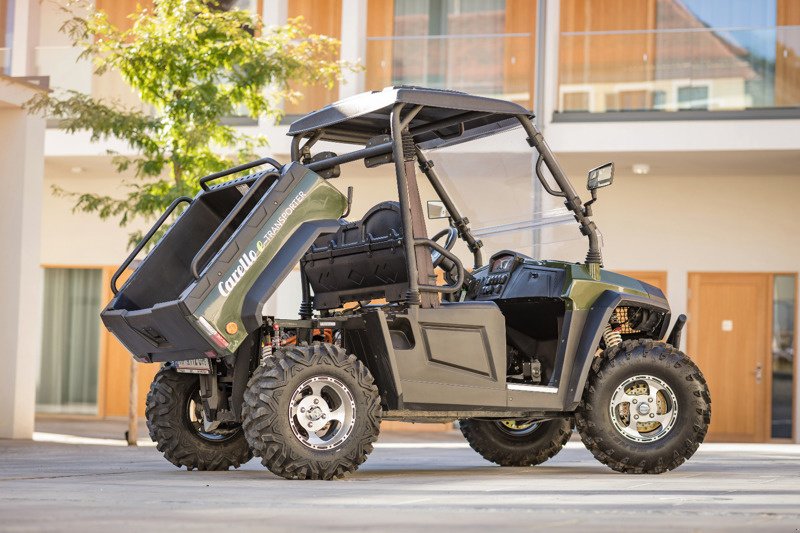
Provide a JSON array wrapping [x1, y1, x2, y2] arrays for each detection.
[[495, 419, 542, 436], [288, 376, 356, 450], [609, 374, 678, 443]]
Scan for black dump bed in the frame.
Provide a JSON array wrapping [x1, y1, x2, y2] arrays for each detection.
[[102, 170, 280, 362]]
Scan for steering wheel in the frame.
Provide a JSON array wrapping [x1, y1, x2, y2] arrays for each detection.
[[430, 227, 458, 269]]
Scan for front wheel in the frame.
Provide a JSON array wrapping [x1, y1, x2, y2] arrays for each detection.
[[242, 343, 382, 480], [575, 339, 711, 474]]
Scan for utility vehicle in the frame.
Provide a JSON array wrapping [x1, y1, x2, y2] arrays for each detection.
[[102, 87, 710, 479]]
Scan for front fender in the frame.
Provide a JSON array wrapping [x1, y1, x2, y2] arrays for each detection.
[[565, 290, 671, 410]]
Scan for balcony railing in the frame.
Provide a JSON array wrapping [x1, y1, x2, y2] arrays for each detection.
[[558, 26, 800, 114], [366, 33, 535, 109]]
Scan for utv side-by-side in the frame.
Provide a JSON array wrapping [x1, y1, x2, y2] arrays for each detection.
[[102, 86, 710, 479]]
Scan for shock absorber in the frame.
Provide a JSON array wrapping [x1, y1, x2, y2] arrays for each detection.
[[603, 324, 622, 348]]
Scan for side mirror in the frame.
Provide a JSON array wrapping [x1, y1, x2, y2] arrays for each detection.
[[587, 162, 614, 190], [427, 200, 449, 219]]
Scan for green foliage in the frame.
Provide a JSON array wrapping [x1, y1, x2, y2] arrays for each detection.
[[27, 0, 349, 247]]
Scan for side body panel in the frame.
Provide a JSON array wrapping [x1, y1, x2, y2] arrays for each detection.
[[390, 302, 509, 410], [192, 165, 347, 355]]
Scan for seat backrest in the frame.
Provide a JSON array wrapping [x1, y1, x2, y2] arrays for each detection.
[[302, 202, 409, 309]]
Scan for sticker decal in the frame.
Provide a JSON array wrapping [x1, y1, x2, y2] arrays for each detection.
[[217, 190, 307, 297]]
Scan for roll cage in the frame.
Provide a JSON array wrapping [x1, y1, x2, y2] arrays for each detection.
[[286, 87, 604, 313]]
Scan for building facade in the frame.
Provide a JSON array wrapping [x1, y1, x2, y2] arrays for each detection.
[[2, 0, 797, 442]]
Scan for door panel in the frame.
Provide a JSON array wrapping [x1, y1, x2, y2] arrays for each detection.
[[394, 303, 508, 409], [285, 0, 342, 114], [687, 273, 770, 442]]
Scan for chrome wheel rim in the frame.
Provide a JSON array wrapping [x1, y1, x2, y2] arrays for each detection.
[[495, 419, 541, 436], [609, 374, 678, 443], [288, 376, 356, 450]]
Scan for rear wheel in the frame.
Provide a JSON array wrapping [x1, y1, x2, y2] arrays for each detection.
[[575, 339, 711, 474], [146, 366, 252, 471], [459, 417, 573, 466], [242, 343, 382, 480]]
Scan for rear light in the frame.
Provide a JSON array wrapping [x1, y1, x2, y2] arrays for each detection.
[[209, 333, 229, 349], [197, 316, 230, 349]]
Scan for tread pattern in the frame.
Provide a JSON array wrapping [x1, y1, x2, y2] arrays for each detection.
[[460, 418, 573, 467], [242, 343, 382, 480], [145, 366, 252, 471], [575, 339, 711, 474]]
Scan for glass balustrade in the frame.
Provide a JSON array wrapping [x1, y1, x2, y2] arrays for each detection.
[[558, 26, 800, 113], [366, 33, 535, 108]]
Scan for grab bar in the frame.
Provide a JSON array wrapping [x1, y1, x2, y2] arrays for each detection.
[[198, 157, 281, 191], [414, 238, 466, 295], [190, 171, 279, 280], [110, 195, 193, 295]]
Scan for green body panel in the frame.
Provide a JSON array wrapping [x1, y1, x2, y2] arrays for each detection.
[[194, 171, 347, 355], [537, 260, 652, 311]]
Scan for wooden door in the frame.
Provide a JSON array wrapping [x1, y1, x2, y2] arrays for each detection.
[[503, 0, 536, 109], [687, 273, 771, 442], [366, 0, 394, 91], [285, 0, 342, 115], [100, 267, 160, 418]]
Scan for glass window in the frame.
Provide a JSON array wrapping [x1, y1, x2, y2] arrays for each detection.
[[367, 0, 536, 109], [36, 268, 102, 415], [771, 274, 795, 439], [677, 86, 709, 110], [558, 0, 800, 114]]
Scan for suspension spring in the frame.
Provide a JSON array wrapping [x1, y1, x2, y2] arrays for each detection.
[[603, 324, 623, 348]]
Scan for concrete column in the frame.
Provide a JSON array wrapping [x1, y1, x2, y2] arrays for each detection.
[[259, 0, 288, 130], [9, 0, 40, 77], [0, 79, 46, 439], [339, 0, 367, 100], [540, 0, 561, 133], [261, 0, 287, 28]]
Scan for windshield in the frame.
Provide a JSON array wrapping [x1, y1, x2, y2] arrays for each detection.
[[421, 125, 590, 264]]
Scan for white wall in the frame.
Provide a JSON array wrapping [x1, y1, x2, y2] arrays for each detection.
[[594, 172, 800, 325]]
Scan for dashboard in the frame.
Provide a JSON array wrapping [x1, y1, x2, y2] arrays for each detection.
[[476, 252, 518, 298], [490, 254, 515, 273], [471, 251, 566, 301]]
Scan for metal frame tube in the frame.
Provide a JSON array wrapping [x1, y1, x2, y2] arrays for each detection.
[[414, 146, 483, 268], [110, 195, 193, 295], [516, 115, 602, 266], [199, 157, 281, 190], [304, 142, 393, 172], [390, 103, 420, 307]]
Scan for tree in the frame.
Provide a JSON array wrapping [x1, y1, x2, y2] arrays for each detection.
[[27, 0, 349, 247]]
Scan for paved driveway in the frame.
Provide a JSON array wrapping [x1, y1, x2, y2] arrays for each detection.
[[1, 433, 798, 532]]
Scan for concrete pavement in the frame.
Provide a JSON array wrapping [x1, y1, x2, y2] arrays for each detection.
[[1, 431, 799, 532]]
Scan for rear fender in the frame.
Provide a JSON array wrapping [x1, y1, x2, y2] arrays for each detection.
[[241, 220, 342, 332]]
